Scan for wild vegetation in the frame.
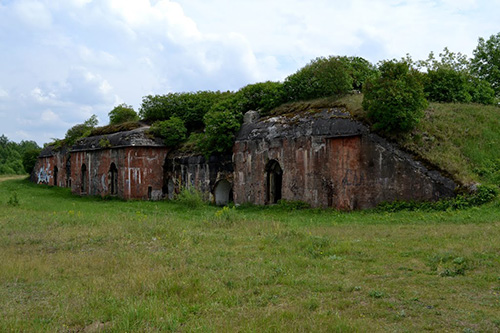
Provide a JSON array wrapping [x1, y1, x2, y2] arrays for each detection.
[[29, 32, 497, 172], [0, 135, 40, 175], [1, 177, 499, 332]]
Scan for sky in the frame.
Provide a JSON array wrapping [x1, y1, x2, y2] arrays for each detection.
[[0, 0, 499, 146]]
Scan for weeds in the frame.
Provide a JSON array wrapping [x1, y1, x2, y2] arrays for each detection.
[[175, 187, 205, 208], [7, 192, 19, 206], [206, 206, 238, 227]]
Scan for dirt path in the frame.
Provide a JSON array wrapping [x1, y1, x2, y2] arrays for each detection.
[[0, 175, 27, 183]]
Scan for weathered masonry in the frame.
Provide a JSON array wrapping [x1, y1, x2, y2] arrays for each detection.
[[34, 128, 169, 200], [232, 109, 456, 209], [33, 108, 457, 209]]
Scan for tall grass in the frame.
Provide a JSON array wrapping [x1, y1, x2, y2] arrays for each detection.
[[1, 178, 500, 332]]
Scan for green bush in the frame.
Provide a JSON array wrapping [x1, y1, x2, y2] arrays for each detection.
[[1, 135, 39, 175], [283, 56, 353, 101], [108, 104, 139, 125], [376, 184, 498, 212], [362, 60, 428, 133], [149, 117, 187, 147], [22, 148, 41, 174], [237, 81, 285, 115], [198, 96, 243, 156], [139, 91, 231, 130], [176, 187, 205, 208], [64, 115, 98, 146], [339, 56, 378, 90], [471, 32, 500, 96], [423, 68, 495, 104]]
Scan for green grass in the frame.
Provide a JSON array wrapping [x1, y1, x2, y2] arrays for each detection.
[[1, 178, 500, 332], [334, 95, 500, 186]]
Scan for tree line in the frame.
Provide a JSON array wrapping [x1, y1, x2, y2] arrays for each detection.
[[34, 32, 500, 168], [0, 135, 40, 175]]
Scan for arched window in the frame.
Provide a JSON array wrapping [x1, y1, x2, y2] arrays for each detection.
[[53, 166, 58, 187], [109, 163, 118, 195], [81, 164, 87, 193], [266, 160, 283, 204], [214, 179, 233, 206]]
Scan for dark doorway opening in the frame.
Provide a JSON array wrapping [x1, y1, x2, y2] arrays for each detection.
[[109, 163, 118, 195], [53, 166, 58, 187], [214, 179, 233, 206], [81, 164, 87, 193], [266, 160, 283, 204]]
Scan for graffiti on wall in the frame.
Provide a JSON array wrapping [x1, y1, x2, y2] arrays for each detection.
[[37, 167, 50, 184]]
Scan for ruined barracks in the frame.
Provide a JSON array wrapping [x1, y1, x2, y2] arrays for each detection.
[[32, 108, 457, 210]]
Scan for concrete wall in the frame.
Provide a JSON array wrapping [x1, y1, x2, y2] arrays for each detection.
[[32, 150, 70, 187], [233, 134, 456, 210], [70, 147, 169, 200], [164, 153, 233, 204]]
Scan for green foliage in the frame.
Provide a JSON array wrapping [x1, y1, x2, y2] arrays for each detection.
[[428, 253, 471, 277], [22, 148, 42, 174], [207, 206, 238, 227], [471, 32, 500, 96], [149, 117, 187, 147], [236, 81, 285, 116], [98, 138, 112, 148], [0, 135, 40, 175], [283, 56, 353, 101], [362, 60, 428, 133], [7, 191, 19, 206], [198, 96, 243, 156], [108, 104, 139, 125], [377, 185, 498, 212], [139, 91, 231, 130], [276, 199, 311, 211], [176, 187, 205, 208], [417, 48, 495, 104], [64, 115, 99, 146], [89, 121, 142, 137], [339, 56, 378, 90]]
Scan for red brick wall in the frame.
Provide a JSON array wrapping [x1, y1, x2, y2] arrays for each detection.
[[70, 147, 169, 200], [233, 135, 454, 210], [33, 153, 69, 187]]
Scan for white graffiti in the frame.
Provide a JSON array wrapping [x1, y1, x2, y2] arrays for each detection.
[[37, 167, 50, 184]]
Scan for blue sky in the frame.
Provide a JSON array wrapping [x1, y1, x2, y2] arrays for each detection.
[[0, 0, 499, 145]]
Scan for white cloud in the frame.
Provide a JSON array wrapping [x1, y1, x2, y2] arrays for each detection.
[[1, 0, 499, 145], [0, 88, 8, 99], [13, 0, 52, 28]]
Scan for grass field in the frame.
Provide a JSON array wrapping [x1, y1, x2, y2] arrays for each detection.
[[1, 178, 500, 332]]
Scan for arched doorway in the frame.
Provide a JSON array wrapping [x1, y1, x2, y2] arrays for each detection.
[[266, 160, 283, 204], [81, 164, 87, 193], [53, 166, 58, 187], [109, 163, 118, 195], [214, 179, 233, 206]]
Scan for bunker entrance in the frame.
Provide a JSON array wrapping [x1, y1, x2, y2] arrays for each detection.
[[81, 164, 87, 193], [109, 163, 118, 195], [266, 160, 282, 204], [214, 179, 233, 206], [53, 166, 58, 187]]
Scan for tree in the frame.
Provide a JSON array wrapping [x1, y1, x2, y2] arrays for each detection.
[[139, 91, 231, 130], [108, 104, 139, 125], [22, 148, 41, 174], [283, 56, 353, 101], [64, 115, 99, 145], [237, 81, 285, 116], [362, 60, 428, 133], [198, 96, 243, 156], [149, 117, 187, 147], [419, 48, 495, 104], [339, 56, 378, 90], [471, 32, 500, 96]]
